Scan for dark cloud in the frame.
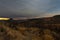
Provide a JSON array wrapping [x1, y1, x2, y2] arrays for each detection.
[[0, 0, 60, 18]]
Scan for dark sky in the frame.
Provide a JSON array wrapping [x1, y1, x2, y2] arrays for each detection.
[[0, 0, 60, 18]]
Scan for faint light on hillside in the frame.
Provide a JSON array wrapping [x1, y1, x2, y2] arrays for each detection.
[[0, 18, 10, 20]]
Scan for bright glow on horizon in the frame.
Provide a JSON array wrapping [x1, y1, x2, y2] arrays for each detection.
[[0, 18, 10, 20]]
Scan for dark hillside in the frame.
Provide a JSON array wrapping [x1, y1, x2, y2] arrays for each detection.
[[0, 15, 60, 40]]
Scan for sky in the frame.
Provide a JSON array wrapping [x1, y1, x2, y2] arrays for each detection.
[[0, 0, 60, 18]]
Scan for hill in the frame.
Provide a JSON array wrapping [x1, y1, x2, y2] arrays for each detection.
[[0, 15, 60, 40]]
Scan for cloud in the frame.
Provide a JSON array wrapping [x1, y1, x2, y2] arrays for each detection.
[[12, 0, 52, 16], [0, 0, 60, 18]]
